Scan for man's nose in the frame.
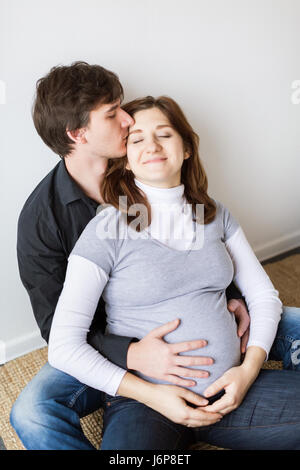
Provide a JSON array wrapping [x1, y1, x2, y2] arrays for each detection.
[[120, 110, 134, 127]]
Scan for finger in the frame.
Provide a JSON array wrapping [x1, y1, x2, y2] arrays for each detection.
[[186, 414, 222, 427], [181, 389, 209, 407], [201, 395, 231, 414], [171, 339, 208, 355], [187, 418, 221, 428], [148, 319, 181, 338], [238, 317, 250, 336], [170, 366, 210, 379], [203, 377, 226, 398], [164, 375, 197, 387], [227, 299, 240, 312], [187, 408, 223, 426], [237, 317, 250, 337], [203, 402, 236, 416], [241, 330, 250, 354], [174, 355, 214, 367]]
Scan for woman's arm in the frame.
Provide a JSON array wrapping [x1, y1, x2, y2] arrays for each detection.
[[225, 226, 282, 357], [48, 254, 126, 396], [200, 226, 282, 415], [48, 254, 221, 426]]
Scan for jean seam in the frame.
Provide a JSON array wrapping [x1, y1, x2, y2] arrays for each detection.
[[105, 397, 128, 405], [213, 420, 300, 430], [67, 384, 89, 408], [275, 335, 296, 343]]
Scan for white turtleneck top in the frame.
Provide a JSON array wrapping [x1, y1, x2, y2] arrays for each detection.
[[48, 180, 282, 397]]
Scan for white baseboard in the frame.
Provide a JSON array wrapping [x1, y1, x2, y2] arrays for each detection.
[[0, 341, 6, 365], [0, 331, 47, 365], [254, 229, 300, 262]]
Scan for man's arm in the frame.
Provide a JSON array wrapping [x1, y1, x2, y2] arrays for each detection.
[[17, 209, 134, 369]]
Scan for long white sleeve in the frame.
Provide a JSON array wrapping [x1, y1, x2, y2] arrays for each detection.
[[48, 254, 127, 396], [225, 227, 283, 357]]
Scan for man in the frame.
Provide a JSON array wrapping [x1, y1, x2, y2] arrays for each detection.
[[10, 61, 300, 450]]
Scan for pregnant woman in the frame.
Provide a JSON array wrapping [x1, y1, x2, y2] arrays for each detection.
[[48, 95, 300, 450]]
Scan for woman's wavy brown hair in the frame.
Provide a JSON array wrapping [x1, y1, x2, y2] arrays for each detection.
[[102, 96, 216, 230]]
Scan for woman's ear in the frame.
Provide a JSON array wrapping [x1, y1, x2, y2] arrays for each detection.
[[125, 160, 131, 171], [184, 150, 191, 160]]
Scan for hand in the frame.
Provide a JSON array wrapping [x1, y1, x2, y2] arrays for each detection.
[[227, 298, 250, 354], [146, 383, 223, 428], [201, 363, 259, 416], [127, 319, 214, 387]]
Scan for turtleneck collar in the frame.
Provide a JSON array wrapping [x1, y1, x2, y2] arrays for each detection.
[[134, 178, 185, 205]]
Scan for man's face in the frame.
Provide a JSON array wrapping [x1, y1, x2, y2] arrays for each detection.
[[82, 99, 134, 159]]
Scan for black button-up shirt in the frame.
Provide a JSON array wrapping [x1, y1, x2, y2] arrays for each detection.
[[17, 159, 243, 371], [17, 159, 135, 369]]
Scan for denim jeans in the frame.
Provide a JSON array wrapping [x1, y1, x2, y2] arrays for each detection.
[[101, 369, 300, 450], [10, 306, 300, 450]]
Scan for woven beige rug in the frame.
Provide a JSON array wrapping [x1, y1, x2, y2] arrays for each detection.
[[1, 253, 299, 450]]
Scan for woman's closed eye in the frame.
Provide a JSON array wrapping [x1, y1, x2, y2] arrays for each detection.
[[131, 135, 171, 144]]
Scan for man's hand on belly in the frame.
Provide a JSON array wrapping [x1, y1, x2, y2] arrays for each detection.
[[227, 298, 250, 353], [127, 318, 214, 386]]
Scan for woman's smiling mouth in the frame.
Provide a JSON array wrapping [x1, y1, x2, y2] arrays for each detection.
[[143, 157, 167, 164]]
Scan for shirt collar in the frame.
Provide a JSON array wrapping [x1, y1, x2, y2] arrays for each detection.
[[134, 178, 185, 205], [56, 159, 98, 208]]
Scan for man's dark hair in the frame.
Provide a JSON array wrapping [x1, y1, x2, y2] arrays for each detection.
[[32, 61, 124, 157]]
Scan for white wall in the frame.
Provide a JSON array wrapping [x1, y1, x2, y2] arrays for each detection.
[[1, 0, 300, 363]]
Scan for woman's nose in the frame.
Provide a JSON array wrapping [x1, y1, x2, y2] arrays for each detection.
[[146, 139, 161, 153]]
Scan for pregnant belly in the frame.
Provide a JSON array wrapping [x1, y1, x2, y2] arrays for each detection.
[[107, 293, 242, 397], [135, 309, 241, 396]]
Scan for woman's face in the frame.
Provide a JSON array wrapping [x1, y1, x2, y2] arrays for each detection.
[[126, 107, 190, 188]]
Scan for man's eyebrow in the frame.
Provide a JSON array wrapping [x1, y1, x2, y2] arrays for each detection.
[[128, 124, 172, 135], [105, 102, 120, 114]]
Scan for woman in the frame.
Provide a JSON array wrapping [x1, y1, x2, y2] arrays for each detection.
[[48, 96, 300, 450]]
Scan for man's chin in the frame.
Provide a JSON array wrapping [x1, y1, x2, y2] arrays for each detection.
[[109, 151, 127, 160]]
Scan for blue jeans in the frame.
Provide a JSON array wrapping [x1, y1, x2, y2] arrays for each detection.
[[10, 306, 300, 450], [101, 369, 300, 450]]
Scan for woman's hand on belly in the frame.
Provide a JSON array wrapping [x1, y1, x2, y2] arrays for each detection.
[[146, 383, 223, 428], [200, 365, 255, 416], [201, 346, 267, 416]]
